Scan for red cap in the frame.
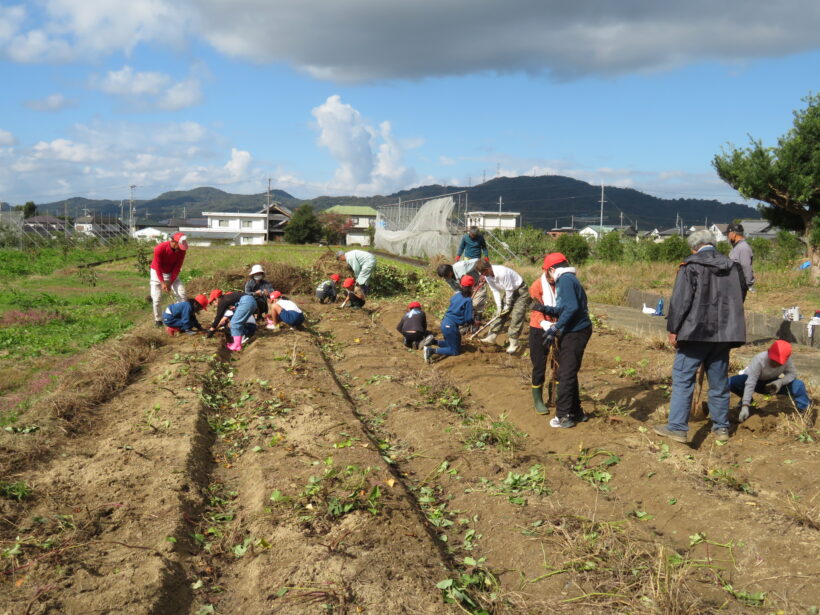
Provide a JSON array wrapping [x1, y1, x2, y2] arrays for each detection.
[[208, 289, 223, 304], [172, 232, 189, 250], [193, 294, 209, 310], [269, 290, 282, 300], [407, 301, 422, 310], [542, 252, 567, 270], [460, 275, 475, 287], [768, 340, 792, 365], [330, 273, 341, 282], [342, 277, 355, 288]]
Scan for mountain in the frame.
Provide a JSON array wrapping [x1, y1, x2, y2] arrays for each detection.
[[304, 176, 757, 230], [39, 187, 300, 221], [36, 176, 757, 230]]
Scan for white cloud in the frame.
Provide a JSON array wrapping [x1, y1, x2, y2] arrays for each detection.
[[91, 65, 203, 111], [3, 2, 820, 81], [24, 92, 76, 112], [311, 95, 417, 194], [98, 65, 170, 96], [0, 129, 17, 146], [439, 155, 456, 166]]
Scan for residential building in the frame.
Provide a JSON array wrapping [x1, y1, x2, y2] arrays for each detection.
[[578, 225, 637, 241], [466, 211, 520, 231], [323, 204, 378, 245], [177, 203, 292, 246], [547, 226, 578, 239], [74, 213, 129, 239], [133, 226, 177, 243], [22, 215, 70, 239], [738, 219, 778, 240]]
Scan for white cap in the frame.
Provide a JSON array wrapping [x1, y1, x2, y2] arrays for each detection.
[[249, 264, 265, 276]]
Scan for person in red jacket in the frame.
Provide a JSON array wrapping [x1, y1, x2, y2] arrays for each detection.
[[150, 232, 189, 327]]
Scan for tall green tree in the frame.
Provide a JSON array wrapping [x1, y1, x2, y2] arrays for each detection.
[[23, 201, 37, 219], [284, 204, 323, 244], [713, 93, 820, 281]]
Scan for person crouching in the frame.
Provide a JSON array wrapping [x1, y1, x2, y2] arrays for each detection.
[[226, 294, 259, 352], [268, 291, 306, 330], [339, 277, 366, 309], [163, 294, 208, 335], [316, 273, 341, 304], [396, 301, 431, 349], [730, 340, 810, 420], [423, 275, 475, 363]]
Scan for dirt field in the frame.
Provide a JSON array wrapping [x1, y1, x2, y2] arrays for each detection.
[[1, 270, 818, 614]]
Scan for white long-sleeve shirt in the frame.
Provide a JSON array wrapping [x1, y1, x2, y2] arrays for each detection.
[[484, 265, 524, 310]]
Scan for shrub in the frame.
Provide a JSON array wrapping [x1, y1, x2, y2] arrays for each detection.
[[594, 230, 624, 262], [556, 233, 590, 264], [658, 235, 690, 262]]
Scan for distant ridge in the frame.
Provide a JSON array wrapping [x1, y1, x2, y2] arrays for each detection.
[[36, 175, 757, 230]]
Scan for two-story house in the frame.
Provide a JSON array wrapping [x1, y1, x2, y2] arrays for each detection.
[[324, 205, 378, 245]]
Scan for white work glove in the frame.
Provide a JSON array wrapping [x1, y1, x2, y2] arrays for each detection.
[[738, 406, 751, 422], [764, 381, 781, 395], [540, 321, 551, 331]]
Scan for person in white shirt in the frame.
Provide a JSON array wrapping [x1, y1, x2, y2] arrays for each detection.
[[268, 291, 305, 329], [436, 259, 487, 321], [474, 260, 530, 354]]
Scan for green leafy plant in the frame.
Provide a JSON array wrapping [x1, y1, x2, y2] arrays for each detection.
[[0, 480, 32, 501], [571, 448, 620, 491]]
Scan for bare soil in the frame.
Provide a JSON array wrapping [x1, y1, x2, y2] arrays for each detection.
[[1, 286, 817, 614]]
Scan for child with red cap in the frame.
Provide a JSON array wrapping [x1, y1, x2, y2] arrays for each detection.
[[339, 277, 366, 309], [316, 273, 342, 304], [396, 301, 430, 349], [268, 292, 305, 330], [729, 340, 810, 420], [423, 276, 475, 363], [162, 294, 208, 335]]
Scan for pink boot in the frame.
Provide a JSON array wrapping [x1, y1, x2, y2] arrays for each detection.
[[226, 335, 243, 352], [166, 326, 180, 336]]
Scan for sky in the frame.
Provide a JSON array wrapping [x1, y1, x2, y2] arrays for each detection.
[[0, 0, 819, 209]]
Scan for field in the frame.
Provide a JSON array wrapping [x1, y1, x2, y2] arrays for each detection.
[[0, 246, 817, 614]]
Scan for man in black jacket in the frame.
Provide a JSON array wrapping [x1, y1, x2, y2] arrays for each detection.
[[655, 229, 747, 444]]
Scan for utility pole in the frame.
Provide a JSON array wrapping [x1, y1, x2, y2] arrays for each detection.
[[599, 182, 605, 227], [620, 211, 623, 226], [129, 184, 136, 235], [266, 177, 271, 209], [65, 200, 69, 239]]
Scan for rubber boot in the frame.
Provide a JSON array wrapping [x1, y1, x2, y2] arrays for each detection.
[[166, 326, 180, 336], [226, 335, 243, 352], [532, 385, 549, 415]]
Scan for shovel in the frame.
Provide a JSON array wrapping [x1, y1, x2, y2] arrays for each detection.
[[467, 309, 509, 340]]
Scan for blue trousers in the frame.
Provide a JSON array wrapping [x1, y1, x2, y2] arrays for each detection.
[[729, 374, 810, 411], [230, 295, 258, 337], [668, 342, 730, 432], [434, 319, 462, 356]]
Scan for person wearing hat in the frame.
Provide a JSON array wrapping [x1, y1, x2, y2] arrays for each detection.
[[527, 253, 560, 415], [473, 259, 530, 354], [268, 291, 305, 330], [162, 294, 208, 335], [396, 301, 430, 349], [316, 273, 341, 304], [423, 275, 475, 363], [245, 264, 274, 297], [436, 261, 487, 323], [150, 232, 189, 327], [727, 223, 755, 290], [531, 253, 592, 428], [653, 230, 747, 443], [205, 290, 245, 339], [339, 277, 366, 309], [730, 340, 810, 420], [336, 250, 376, 295]]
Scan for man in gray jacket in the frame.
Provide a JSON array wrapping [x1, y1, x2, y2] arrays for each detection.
[[727, 223, 755, 290], [655, 229, 747, 444]]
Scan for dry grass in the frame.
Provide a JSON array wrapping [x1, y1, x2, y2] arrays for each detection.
[[46, 328, 165, 422]]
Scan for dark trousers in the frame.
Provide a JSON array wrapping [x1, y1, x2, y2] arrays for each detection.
[[555, 325, 592, 419], [528, 326, 551, 386], [403, 331, 426, 348]]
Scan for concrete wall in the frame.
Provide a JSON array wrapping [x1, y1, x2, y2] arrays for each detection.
[[625, 288, 816, 347]]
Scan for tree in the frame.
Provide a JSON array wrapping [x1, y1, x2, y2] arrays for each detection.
[[555, 233, 590, 264], [594, 230, 624, 262], [23, 201, 37, 219], [317, 212, 351, 244], [713, 93, 820, 281], [496, 226, 553, 263], [284, 204, 323, 244]]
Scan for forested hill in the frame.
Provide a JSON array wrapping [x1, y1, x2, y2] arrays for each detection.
[[304, 176, 757, 230], [37, 176, 757, 230]]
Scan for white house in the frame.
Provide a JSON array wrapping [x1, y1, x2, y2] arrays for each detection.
[[579, 225, 638, 241], [74, 213, 129, 239], [133, 226, 176, 243], [179, 211, 268, 246], [323, 205, 378, 246], [466, 211, 520, 231]]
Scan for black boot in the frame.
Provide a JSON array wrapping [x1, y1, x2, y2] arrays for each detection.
[[532, 385, 549, 415]]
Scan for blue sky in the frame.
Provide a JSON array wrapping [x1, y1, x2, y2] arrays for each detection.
[[1, 0, 818, 207]]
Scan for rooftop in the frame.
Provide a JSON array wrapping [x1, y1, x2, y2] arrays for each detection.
[[324, 205, 378, 216]]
